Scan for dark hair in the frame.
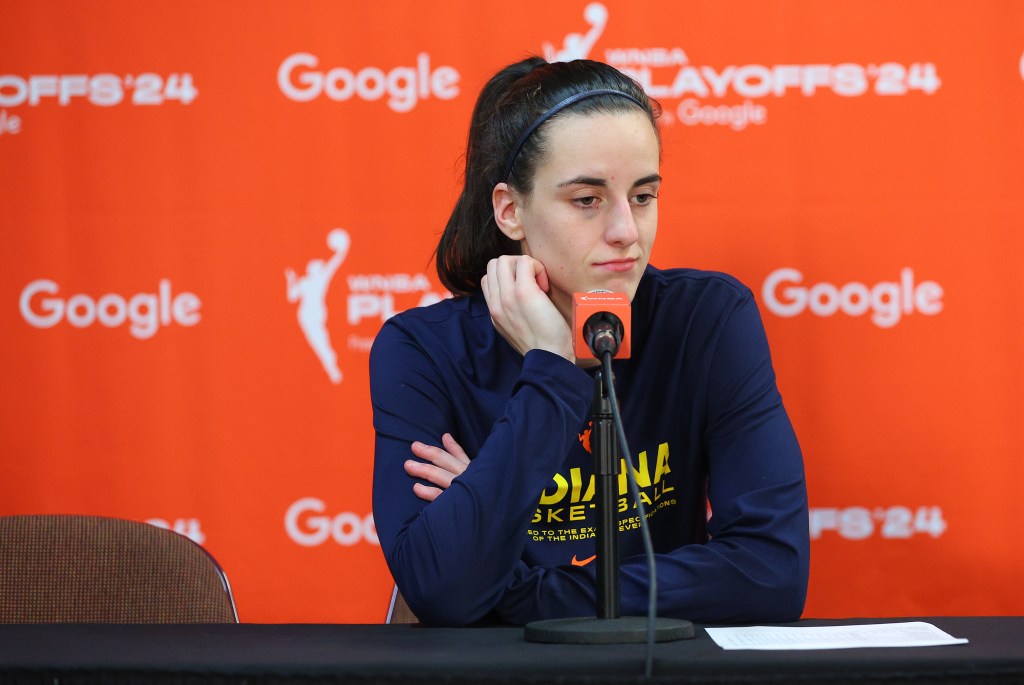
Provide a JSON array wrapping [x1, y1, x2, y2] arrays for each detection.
[[435, 57, 660, 296]]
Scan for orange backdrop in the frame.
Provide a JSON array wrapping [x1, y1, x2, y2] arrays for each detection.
[[2, 1, 1023, 622]]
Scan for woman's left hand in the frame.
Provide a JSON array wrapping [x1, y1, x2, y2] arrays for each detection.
[[481, 255, 574, 361], [404, 433, 471, 502]]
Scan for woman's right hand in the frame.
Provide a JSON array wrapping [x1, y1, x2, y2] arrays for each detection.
[[405, 433, 471, 502], [481, 255, 574, 361]]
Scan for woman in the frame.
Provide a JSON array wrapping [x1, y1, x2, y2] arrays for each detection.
[[370, 57, 809, 627]]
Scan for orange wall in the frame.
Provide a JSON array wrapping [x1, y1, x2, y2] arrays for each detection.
[[2, 1, 1022, 622]]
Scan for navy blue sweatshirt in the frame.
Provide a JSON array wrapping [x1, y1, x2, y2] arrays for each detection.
[[370, 266, 809, 626]]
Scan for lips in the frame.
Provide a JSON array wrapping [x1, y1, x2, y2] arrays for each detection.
[[593, 258, 637, 273]]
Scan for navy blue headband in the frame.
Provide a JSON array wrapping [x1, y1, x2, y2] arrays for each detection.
[[500, 88, 646, 183]]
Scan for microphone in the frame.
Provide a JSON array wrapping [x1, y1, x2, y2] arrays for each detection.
[[572, 290, 631, 359]]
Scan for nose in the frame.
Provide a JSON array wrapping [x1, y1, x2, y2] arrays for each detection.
[[604, 198, 639, 247]]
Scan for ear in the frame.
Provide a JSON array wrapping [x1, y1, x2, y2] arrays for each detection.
[[492, 183, 525, 242]]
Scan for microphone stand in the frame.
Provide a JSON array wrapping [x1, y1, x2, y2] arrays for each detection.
[[593, 366, 620, 620], [524, 358, 693, 645]]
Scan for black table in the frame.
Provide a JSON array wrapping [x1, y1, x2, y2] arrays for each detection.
[[0, 617, 1021, 684]]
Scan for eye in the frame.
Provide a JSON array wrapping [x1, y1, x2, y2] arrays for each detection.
[[632, 192, 657, 206], [572, 196, 600, 208]]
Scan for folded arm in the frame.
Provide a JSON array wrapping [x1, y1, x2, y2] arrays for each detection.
[[371, 326, 591, 626]]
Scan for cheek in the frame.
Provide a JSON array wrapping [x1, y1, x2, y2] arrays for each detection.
[[639, 212, 658, 247], [521, 229, 575, 266], [522, 238, 575, 286], [545, 238, 588, 275]]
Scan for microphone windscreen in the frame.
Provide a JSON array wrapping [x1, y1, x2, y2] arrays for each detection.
[[572, 291, 631, 359]]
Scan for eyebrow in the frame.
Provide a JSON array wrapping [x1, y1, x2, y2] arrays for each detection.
[[557, 173, 663, 188]]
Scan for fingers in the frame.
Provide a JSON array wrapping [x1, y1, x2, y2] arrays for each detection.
[[516, 254, 549, 293], [409, 436, 468, 475], [480, 255, 573, 359], [405, 434, 471, 502], [533, 260, 551, 294], [404, 455, 455, 491], [412, 483, 443, 502], [441, 432, 470, 465], [482, 255, 544, 316]]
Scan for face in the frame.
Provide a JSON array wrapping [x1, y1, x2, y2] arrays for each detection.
[[496, 110, 661, 321]]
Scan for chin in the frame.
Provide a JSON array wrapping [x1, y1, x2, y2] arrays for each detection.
[[605, 275, 643, 299]]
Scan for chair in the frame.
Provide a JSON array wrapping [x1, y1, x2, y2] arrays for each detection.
[[0, 514, 238, 623], [386, 584, 419, 624]]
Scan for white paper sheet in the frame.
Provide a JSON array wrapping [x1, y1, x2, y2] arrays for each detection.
[[705, 621, 969, 650]]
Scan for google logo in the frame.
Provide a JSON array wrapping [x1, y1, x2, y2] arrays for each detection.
[[762, 268, 943, 328]]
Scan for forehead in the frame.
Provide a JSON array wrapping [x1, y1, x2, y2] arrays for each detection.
[[535, 110, 660, 179]]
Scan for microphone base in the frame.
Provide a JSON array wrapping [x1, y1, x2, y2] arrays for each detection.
[[524, 616, 694, 644]]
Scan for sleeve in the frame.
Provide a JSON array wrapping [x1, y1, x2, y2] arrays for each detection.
[[370, 319, 593, 626], [637, 289, 808, 622], [493, 289, 810, 625]]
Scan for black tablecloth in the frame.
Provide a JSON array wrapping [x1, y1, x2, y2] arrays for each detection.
[[0, 617, 1021, 684]]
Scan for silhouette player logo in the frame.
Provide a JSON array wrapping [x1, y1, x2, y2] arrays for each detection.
[[542, 2, 607, 63], [578, 421, 593, 454], [286, 228, 349, 384]]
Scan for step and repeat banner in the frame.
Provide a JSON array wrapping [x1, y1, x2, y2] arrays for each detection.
[[2, 1, 1022, 622]]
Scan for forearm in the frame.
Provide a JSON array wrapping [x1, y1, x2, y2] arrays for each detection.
[[493, 503, 808, 626], [622, 504, 809, 623]]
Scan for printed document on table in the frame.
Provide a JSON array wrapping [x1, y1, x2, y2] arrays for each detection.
[[706, 621, 969, 650]]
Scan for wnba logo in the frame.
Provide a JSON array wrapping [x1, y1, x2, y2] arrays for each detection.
[[549, 3, 941, 132], [762, 268, 944, 328], [285, 227, 449, 384]]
